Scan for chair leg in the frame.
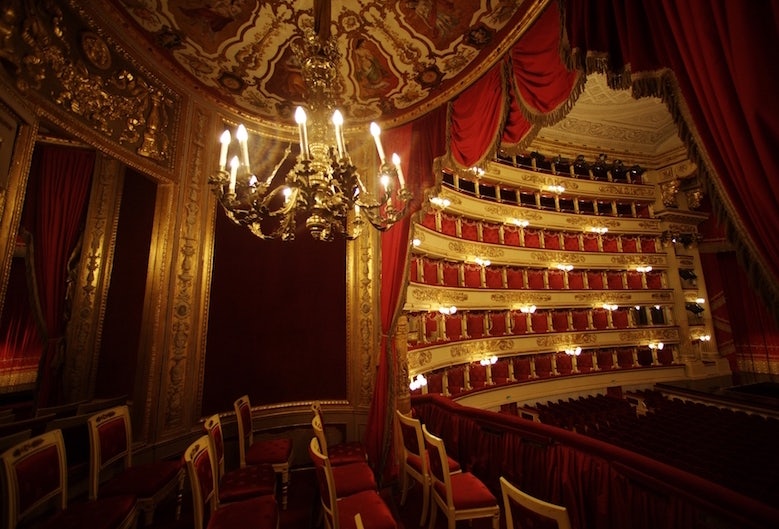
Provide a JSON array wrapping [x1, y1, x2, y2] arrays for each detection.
[[428, 502, 437, 529], [276, 462, 290, 510], [399, 468, 409, 506], [419, 482, 429, 526], [491, 512, 500, 529]]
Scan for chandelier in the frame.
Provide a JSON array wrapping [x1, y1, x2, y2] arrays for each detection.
[[210, 17, 411, 241]]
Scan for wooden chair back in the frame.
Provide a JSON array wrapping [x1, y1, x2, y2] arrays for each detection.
[[184, 435, 219, 529], [233, 395, 253, 467], [308, 436, 339, 529], [203, 414, 227, 479], [87, 405, 133, 500], [499, 476, 572, 529]]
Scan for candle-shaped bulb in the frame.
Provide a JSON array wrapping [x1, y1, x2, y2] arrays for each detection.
[[295, 107, 309, 159], [370, 122, 385, 163], [236, 124, 250, 169], [332, 110, 345, 158], [219, 130, 231, 171], [228, 156, 239, 194], [392, 152, 405, 188]]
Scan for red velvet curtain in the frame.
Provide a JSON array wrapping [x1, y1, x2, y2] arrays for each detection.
[[365, 107, 447, 483], [561, 0, 779, 317], [22, 145, 95, 407]]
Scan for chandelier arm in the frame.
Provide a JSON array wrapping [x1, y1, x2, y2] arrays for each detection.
[[263, 143, 294, 187]]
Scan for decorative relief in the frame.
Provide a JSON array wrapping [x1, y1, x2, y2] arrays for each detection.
[[597, 183, 655, 198], [609, 254, 666, 266], [573, 292, 633, 303], [535, 333, 598, 348], [637, 220, 661, 229], [410, 288, 468, 305], [490, 292, 551, 305], [520, 172, 579, 191], [660, 180, 679, 207], [617, 328, 678, 342], [565, 216, 621, 229], [649, 292, 673, 301], [0, 2, 179, 165], [530, 251, 586, 264], [483, 203, 543, 220], [409, 349, 433, 370], [685, 189, 703, 210], [448, 240, 505, 258], [450, 339, 515, 359], [165, 110, 207, 428], [358, 237, 375, 406]]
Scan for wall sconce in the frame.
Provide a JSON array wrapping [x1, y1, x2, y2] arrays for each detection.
[[602, 303, 618, 311], [589, 226, 609, 234], [412, 237, 422, 247], [519, 305, 537, 314], [556, 264, 574, 272], [648, 342, 665, 350], [635, 265, 653, 273], [409, 374, 427, 390], [691, 332, 711, 343], [438, 305, 457, 315], [564, 347, 582, 356], [474, 257, 491, 267], [479, 355, 498, 366], [511, 218, 529, 228], [545, 184, 565, 194]]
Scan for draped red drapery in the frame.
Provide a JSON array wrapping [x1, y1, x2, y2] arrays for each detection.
[[22, 145, 95, 408]]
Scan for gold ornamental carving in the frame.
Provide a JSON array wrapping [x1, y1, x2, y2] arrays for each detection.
[[565, 217, 621, 229], [450, 339, 515, 359], [448, 240, 505, 258], [535, 333, 597, 348], [0, 2, 178, 165], [650, 292, 673, 302], [617, 328, 678, 342], [573, 292, 633, 303], [609, 255, 666, 266], [530, 251, 586, 264], [520, 172, 580, 191], [409, 349, 433, 370], [598, 183, 655, 198], [490, 292, 551, 305], [357, 235, 375, 406], [483, 203, 543, 220], [410, 288, 468, 305]]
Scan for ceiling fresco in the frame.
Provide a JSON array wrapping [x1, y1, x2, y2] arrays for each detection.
[[112, 0, 540, 127]]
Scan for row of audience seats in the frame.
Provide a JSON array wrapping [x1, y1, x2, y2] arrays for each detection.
[[519, 391, 779, 507], [1, 398, 184, 529], [395, 409, 572, 529]]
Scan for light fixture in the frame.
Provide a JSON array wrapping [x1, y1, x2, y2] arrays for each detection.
[[409, 374, 427, 391], [545, 184, 565, 194], [211, 17, 411, 241], [564, 346, 582, 356], [438, 306, 457, 315], [648, 342, 665, 350], [589, 226, 609, 234], [519, 305, 537, 314], [430, 196, 451, 209], [602, 303, 618, 311], [556, 263, 573, 272], [479, 355, 498, 366], [511, 218, 529, 228], [635, 265, 653, 273], [474, 257, 491, 267]]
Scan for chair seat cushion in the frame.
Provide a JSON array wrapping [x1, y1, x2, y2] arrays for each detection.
[[209, 494, 278, 529], [328, 441, 368, 466], [100, 459, 182, 498], [246, 437, 293, 466], [332, 461, 377, 497], [39, 494, 137, 529], [337, 489, 397, 529], [408, 451, 461, 474], [434, 472, 497, 510], [220, 464, 276, 503]]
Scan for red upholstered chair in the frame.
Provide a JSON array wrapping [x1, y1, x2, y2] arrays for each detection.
[[499, 476, 572, 529], [308, 437, 397, 529], [422, 424, 500, 529], [1, 429, 138, 529], [310, 401, 368, 466], [184, 435, 279, 529], [203, 414, 276, 504], [233, 395, 293, 509], [87, 405, 184, 526], [396, 410, 462, 526], [311, 416, 376, 497]]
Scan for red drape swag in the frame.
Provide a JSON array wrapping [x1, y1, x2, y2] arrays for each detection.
[[561, 0, 779, 315], [448, 1, 581, 168], [22, 145, 95, 407], [364, 107, 447, 483]]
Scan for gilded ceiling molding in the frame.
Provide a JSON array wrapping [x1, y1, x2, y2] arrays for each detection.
[[0, 1, 179, 168]]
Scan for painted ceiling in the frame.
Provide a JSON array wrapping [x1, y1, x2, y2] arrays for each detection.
[[111, 0, 541, 128]]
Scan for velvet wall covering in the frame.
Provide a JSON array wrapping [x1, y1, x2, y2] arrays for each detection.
[[95, 171, 157, 399], [203, 208, 347, 415]]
